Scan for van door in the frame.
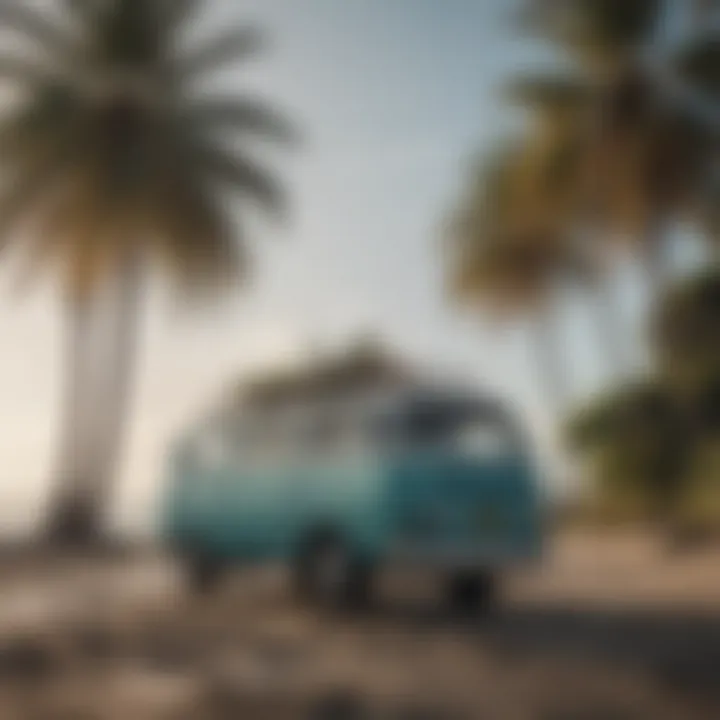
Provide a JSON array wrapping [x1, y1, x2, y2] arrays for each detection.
[[215, 413, 297, 561], [289, 405, 382, 559]]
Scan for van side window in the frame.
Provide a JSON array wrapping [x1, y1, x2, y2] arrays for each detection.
[[371, 396, 519, 458], [225, 411, 283, 466], [365, 407, 405, 455], [299, 410, 343, 455], [405, 402, 453, 445]]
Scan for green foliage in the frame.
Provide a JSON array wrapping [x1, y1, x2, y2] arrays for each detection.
[[676, 35, 720, 100], [653, 268, 720, 397], [569, 269, 720, 525]]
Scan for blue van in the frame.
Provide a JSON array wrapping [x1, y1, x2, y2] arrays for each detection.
[[163, 384, 544, 610]]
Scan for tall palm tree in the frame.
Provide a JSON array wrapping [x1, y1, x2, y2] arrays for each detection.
[[508, 2, 714, 372], [0, 0, 295, 544], [518, 0, 702, 279], [450, 1, 718, 420], [447, 3, 664, 409]]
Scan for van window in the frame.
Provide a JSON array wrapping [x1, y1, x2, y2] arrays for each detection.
[[299, 411, 341, 454], [455, 419, 515, 458], [405, 402, 455, 445], [276, 400, 367, 459], [379, 395, 519, 458], [192, 422, 235, 469], [249, 408, 309, 465], [210, 409, 290, 467]]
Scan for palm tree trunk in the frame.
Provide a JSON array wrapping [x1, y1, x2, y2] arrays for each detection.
[[593, 273, 631, 378], [532, 301, 568, 414], [46, 252, 143, 546], [89, 252, 143, 520], [584, 77, 633, 380], [46, 294, 99, 545], [644, 219, 669, 306]]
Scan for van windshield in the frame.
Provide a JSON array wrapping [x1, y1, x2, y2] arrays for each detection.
[[396, 396, 520, 458]]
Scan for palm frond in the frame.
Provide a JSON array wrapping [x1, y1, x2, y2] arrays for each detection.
[[676, 36, 720, 100], [178, 27, 265, 79], [155, 177, 248, 295], [584, 0, 661, 47], [503, 73, 591, 114], [447, 127, 597, 319], [0, 84, 86, 164], [518, 0, 662, 62], [92, 0, 169, 66], [62, 0, 100, 21], [189, 97, 298, 145], [0, 152, 76, 254], [0, 83, 91, 253], [0, 4, 76, 55], [0, 55, 63, 85], [159, 0, 200, 33], [198, 144, 286, 218]]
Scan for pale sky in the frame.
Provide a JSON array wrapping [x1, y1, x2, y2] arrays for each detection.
[[0, 0, 666, 536]]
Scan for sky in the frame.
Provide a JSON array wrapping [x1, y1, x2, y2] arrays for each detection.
[[0, 0, 665, 536]]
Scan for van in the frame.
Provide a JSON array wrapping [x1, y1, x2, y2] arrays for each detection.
[[162, 385, 544, 611]]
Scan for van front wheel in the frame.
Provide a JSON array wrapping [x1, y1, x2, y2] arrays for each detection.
[[294, 534, 372, 610], [445, 571, 497, 616]]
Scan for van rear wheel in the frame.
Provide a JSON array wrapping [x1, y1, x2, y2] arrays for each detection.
[[294, 534, 372, 610], [445, 571, 497, 616]]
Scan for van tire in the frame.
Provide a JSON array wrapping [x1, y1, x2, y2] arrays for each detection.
[[293, 533, 372, 610], [445, 571, 497, 616], [185, 555, 224, 595]]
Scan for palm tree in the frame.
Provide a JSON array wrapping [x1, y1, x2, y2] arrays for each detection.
[[518, 0, 708, 282], [448, 138, 593, 409], [0, 0, 295, 544], [449, 1, 719, 419], [448, 4, 659, 407], [505, 2, 716, 377]]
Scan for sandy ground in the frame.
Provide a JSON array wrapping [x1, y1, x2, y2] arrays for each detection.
[[0, 533, 719, 719]]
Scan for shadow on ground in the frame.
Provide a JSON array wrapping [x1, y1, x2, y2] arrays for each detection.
[[357, 598, 720, 704]]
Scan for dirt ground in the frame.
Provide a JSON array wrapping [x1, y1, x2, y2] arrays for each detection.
[[0, 532, 719, 719]]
